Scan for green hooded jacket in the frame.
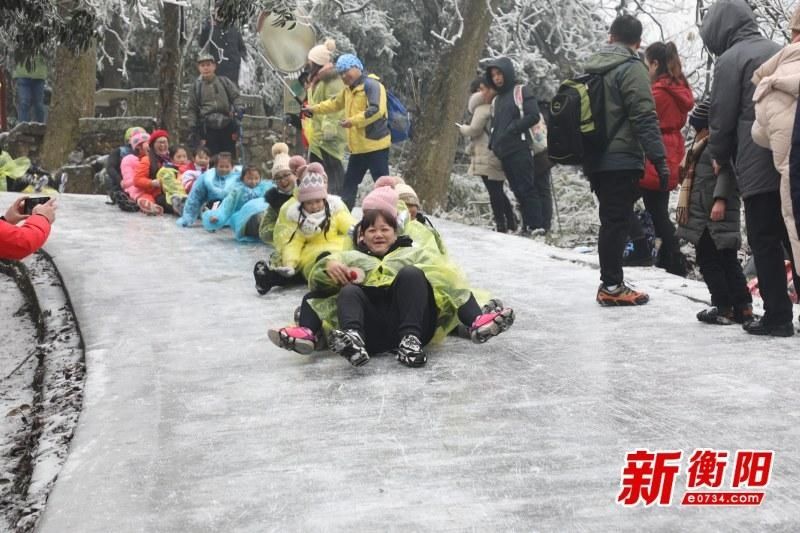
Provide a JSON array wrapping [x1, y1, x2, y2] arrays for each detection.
[[582, 44, 665, 174]]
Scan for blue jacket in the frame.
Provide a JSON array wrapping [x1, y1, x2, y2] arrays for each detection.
[[177, 166, 241, 227], [202, 180, 273, 240]]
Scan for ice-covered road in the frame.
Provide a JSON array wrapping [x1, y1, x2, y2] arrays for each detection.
[[7, 193, 797, 532]]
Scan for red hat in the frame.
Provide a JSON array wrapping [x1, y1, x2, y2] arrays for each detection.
[[149, 129, 170, 145]]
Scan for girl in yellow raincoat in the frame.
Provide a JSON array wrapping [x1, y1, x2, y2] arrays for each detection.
[[268, 186, 515, 368], [253, 162, 354, 294]]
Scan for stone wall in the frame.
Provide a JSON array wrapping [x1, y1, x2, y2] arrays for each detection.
[[78, 116, 159, 157], [0, 123, 47, 164]]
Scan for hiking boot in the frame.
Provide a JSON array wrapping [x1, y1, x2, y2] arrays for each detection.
[[171, 195, 186, 217], [743, 318, 794, 337], [696, 306, 734, 325], [470, 307, 515, 343], [137, 197, 164, 216], [328, 329, 370, 367], [253, 260, 273, 295], [395, 334, 427, 367], [481, 298, 504, 314], [596, 282, 649, 306], [267, 326, 319, 355]]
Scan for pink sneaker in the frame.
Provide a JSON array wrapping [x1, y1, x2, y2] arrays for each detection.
[[469, 308, 515, 344], [137, 197, 164, 216], [268, 326, 319, 355]]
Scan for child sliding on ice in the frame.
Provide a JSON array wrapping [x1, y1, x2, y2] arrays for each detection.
[[202, 166, 272, 241], [253, 162, 354, 294], [258, 143, 304, 244], [176, 152, 240, 227]]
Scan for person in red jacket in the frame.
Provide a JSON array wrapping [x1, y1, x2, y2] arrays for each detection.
[[629, 41, 694, 276], [0, 196, 57, 260], [133, 129, 171, 213]]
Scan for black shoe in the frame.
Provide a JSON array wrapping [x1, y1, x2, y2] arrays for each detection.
[[743, 319, 794, 337], [395, 334, 427, 367], [253, 260, 273, 295], [328, 329, 370, 366], [696, 306, 734, 325]]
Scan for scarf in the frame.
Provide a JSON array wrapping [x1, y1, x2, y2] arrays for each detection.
[[676, 130, 709, 226]]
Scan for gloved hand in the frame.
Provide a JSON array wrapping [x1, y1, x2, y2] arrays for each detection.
[[655, 159, 670, 191], [274, 266, 295, 278]]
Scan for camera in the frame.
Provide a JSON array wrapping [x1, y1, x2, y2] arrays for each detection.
[[24, 196, 50, 215]]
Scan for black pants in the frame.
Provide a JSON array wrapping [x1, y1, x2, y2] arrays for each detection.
[[533, 167, 554, 231], [590, 170, 641, 287], [500, 149, 540, 230], [298, 266, 484, 354], [630, 189, 679, 263], [342, 148, 390, 210], [744, 191, 793, 324], [481, 177, 516, 229], [203, 121, 237, 158], [310, 151, 345, 196], [696, 228, 751, 309]]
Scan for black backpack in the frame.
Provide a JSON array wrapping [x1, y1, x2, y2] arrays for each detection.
[[548, 57, 636, 165]]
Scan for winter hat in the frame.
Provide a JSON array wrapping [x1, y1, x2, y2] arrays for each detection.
[[792, 5, 800, 32], [395, 184, 420, 207], [129, 130, 150, 150], [335, 53, 363, 74], [362, 186, 399, 221], [297, 162, 328, 202], [374, 175, 405, 189], [271, 143, 292, 177], [689, 97, 710, 131], [288, 155, 307, 174], [124, 126, 145, 144], [197, 50, 216, 64], [308, 38, 336, 66], [149, 129, 169, 145]]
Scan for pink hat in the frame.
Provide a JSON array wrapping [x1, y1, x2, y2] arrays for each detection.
[[374, 175, 405, 189], [297, 162, 328, 202], [362, 186, 398, 220], [289, 155, 307, 174], [130, 130, 150, 150]]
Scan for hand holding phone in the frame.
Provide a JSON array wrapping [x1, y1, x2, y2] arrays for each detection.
[[24, 196, 50, 215]]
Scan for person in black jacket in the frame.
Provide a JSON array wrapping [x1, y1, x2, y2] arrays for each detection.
[[483, 57, 541, 233], [197, 1, 247, 86]]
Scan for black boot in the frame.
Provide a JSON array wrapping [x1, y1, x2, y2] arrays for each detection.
[[495, 218, 507, 233], [743, 318, 794, 337], [506, 211, 519, 233], [254, 260, 275, 295]]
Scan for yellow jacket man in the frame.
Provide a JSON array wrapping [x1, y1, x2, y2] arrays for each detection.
[[306, 54, 390, 209]]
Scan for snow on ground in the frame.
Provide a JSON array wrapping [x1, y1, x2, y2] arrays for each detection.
[[0, 192, 793, 532]]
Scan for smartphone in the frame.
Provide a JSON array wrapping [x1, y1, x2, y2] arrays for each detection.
[[24, 196, 50, 215]]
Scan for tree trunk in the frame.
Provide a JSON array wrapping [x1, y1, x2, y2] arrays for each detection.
[[159, 2, 183, 141], [99, 14, 124, 89], [39, 43, 96, 171], [402, 0, 499, 211]]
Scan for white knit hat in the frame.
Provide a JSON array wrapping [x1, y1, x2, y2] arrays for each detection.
[[308, 38, 336, 66], [271, 143, 291, 177]]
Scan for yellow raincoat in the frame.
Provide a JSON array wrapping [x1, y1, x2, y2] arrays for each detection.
[[273, 194, 355, 277], [306, 238, 472, 341]]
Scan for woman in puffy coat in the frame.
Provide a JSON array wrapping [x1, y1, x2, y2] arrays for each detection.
[[267, 186, 515, 368], [459, 79, 517, 233], [120, 130, 162, 215], [636, 41, 694, 275], [751, 9, 800, 271]]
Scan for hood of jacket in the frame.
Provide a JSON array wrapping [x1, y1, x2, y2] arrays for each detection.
[[484, 57, 516, 94], [653, 76, 696, 114], [699, 0, 762, 56], [584, 44, 641, 75], [467, 91, 486, 114]]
